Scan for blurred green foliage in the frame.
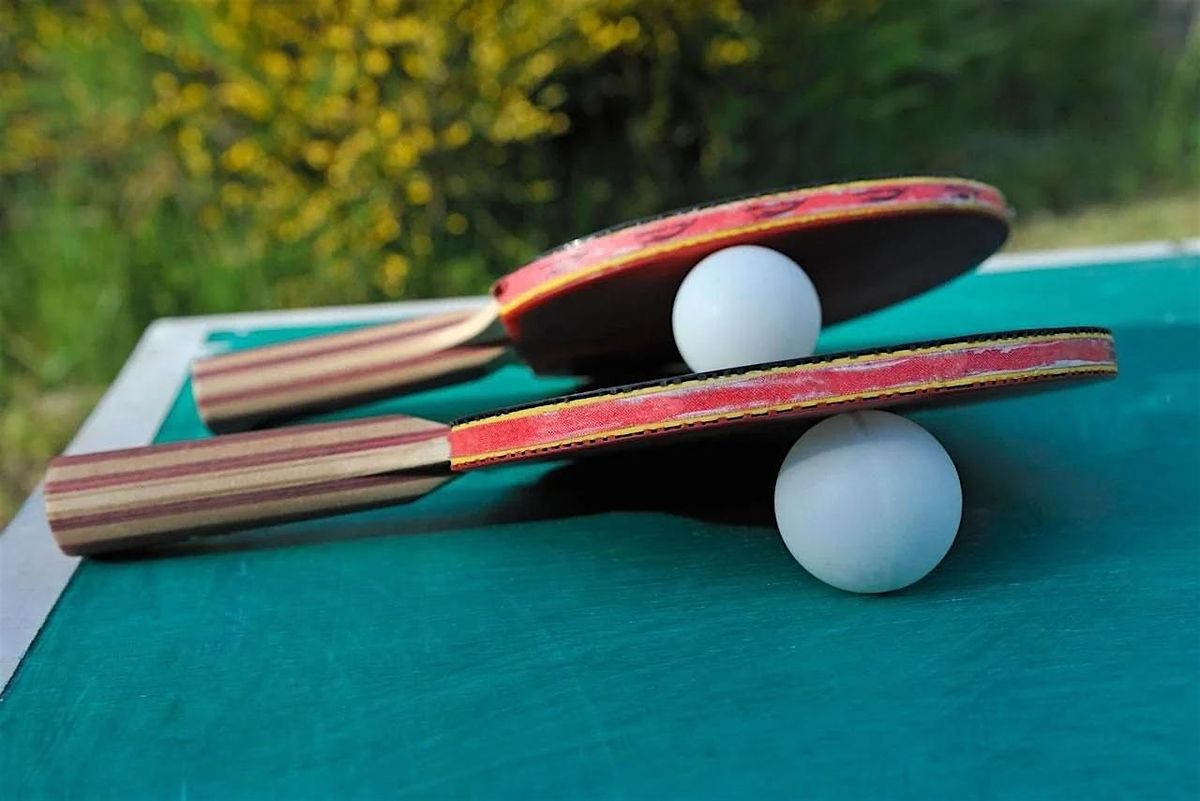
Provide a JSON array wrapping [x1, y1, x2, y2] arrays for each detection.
[[0, 0, 1196, 520]]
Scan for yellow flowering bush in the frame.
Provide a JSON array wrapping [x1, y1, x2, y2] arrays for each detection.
[[0, 0, 762, 309]]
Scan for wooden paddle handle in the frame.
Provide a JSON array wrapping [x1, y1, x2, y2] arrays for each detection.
[[191, 304, 509, 432], [44, 415, 454, 556]]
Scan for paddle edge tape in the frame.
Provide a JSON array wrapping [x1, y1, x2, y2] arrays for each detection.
[[448, 328, 1117, 469], [493, 176, 1011, 318]]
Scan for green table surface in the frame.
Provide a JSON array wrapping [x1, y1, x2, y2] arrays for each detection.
[[3, 255, 1198, 799]]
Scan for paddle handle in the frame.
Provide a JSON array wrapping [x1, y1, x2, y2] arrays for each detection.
[[44, 415, 454, 556], [191, 304, 509, 432]]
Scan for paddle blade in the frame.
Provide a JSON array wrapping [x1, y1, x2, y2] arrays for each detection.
[[44, 415, 453, 556]]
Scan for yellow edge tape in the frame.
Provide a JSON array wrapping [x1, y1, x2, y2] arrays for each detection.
[[498, 180, 1009, 317], [450, 363, 1116, 468], [454, 331, 1111, 431]]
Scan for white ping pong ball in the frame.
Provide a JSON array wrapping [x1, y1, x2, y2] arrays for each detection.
[[672, 245, 822, 373], [773, 410, 962, 594]]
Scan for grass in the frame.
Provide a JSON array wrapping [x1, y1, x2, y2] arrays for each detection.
[[1008, 194, 1199, 250], [2, 382, 104, 525], [1, 192, 1197, 527]]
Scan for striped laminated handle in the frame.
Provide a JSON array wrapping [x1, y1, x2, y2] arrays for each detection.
[[190, 304, 509, 433], [44, 415, 455, 556]]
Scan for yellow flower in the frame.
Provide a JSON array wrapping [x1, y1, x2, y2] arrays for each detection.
[[370, 210, 400, 244], [525, 51, 557, 81], [152, 72, 178, 98], [221, 182, 249, 209], [221, 139, 262, 172], [313, 95, 351, 126], [366, 17, 423, 47], [297, 193, 332, 233], [333, 52, 358, 88], [528, 179, 556, 202], [473, 39, 504, 71], [376, 110, 401, 139], [655, 26, 680, 54], [411, 232, 432, 256], [715, 0, 744, 23], [384, 139, 417, 171], [177, 126, 204, 151], [141, 27, 170, 54], [406, 175, 432, 205], [179, 83, 208, 111], [284, 87, 308, 112], [377, 253, 410, 296], [356, 78, 379, 107], [442, 121, 471, 148], [275, 219, 301, 242], [260, 51, 292, 81], [299, 55, 322, 81], [141, 107, 168, 130], [228, 0, 252, 26], [445, 212, 468, 235], [175, 46, 206, 72], [413, 128, 435, 151], [121, 3, 149, 29], [365, 20, 393, 46], [217, 81, 272, 121], [209, 21, 241, 51], [34, 8, 64, 45], [304, 140, 333, 168], [325, 25, 355, 50], [538, 83, 567, 108], [577, 11, 602, 36], [401, 53, 425, 79], [706, 37, 756, 68], [363, 49, 390, 76], [314, 229, 341, 258]]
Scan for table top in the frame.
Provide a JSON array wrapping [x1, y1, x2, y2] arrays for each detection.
[[2, 243, 1198, 799]]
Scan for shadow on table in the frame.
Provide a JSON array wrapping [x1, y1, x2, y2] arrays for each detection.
[[102, 433, 796, 562]]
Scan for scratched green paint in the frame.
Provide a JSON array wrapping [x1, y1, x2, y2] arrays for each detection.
[[3, 256, 1198, 799]]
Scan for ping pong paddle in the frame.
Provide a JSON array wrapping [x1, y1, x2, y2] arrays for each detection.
[[47, 327, 1116, 556], [191, 176, 1011, 432]]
